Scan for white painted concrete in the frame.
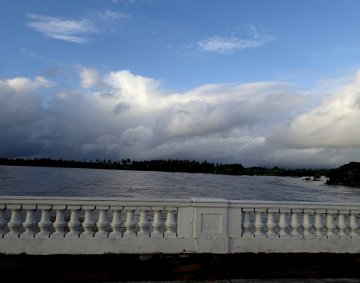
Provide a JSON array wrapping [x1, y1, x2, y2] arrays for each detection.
[[0, 196, 359, 254]]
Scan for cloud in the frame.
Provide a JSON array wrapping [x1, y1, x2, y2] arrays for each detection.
[[1, 69, 360, 167], [273, 71, 360, 149], [26, 14, 96, 43], [80, 68, 101, 88], [197, 26, 273, 54], [26, 11, 128, 43]]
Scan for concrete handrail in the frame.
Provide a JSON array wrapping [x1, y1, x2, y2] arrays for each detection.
[[0, 196, 359, 254]]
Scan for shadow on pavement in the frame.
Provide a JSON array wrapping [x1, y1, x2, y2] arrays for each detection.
[[0, 253, 360, 282]]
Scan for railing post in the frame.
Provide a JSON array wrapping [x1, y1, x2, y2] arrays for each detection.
[[80, 206, 96, 238], [151, 208, 164, 238], [176, 204, 194, 239], [254, 208, 266, 237], [338, 210, 348, 238], [241, 208, 253, 237], [109, 207, 123, 238], [5, 205, 22, 238], [326, 210, 337, 239], [0, 205, 7, 237], [95, 206, 110, 238], [314, 209, 326, 238], [137, 208, 150, 237], [66, 205, 82, 238], [21, 205, 37, 238], [36, 205, 53, 238], [192, 198, 229, 253], [266, 208, 277, 238], [350, 210, 359, 238], [290, 209, 301, 238], [278, 208, 290, 238], [123, 208, 136, 237], [303, 209, 314, 238], [164, 208, 177, 237], [51, 205, 67, 238]]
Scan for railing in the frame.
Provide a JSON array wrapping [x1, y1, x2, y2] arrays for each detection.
[[0, 196, 359, 254]]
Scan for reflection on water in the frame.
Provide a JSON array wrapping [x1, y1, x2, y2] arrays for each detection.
[[1, 165, 360, 203]]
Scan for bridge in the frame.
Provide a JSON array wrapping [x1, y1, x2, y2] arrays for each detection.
[[0, 196, 359, 254]]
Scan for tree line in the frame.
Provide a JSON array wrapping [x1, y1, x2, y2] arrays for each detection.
[[0, 157, 329, 178]]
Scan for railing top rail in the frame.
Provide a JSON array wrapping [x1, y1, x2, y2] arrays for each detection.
[[0, 196, 359, 210], [228, 199, 360, 210], [0, 196, 192, 207]]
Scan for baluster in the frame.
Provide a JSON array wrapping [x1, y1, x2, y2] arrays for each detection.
[[290, 209, 301, 238], [109, 207, 123, 238], [21, 205, 37, 238], [303, 209, 314, 238], [165, 208, 177, 237], [138, 208, 150, 237], [326, 210, 337, 239], [278, 208, 290, 238], [350, 210, 359, 238], [65, 206, 82, 238], [123, 208, 136, 237], [80, 206, 96, 238], [266, 208, 277, 238], [36, 205, 53, 238], [254, 209, 265, 237], [95, 206, 110, 238], [338, 210, 348, 238], [5, 205, 23, 238], [241, 209, 253, 237], [51, 205, 67, 238], [151, 208, 163, 237], [314, 209, 326, 238], [0, 205, 7, 237]]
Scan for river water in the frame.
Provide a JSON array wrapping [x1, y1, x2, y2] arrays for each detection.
[[0, 165, 360, 203]]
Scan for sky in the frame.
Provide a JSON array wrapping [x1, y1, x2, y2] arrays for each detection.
[[1, 0, 360, 168]]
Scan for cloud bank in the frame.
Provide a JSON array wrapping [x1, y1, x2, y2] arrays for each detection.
[[1, 69, 360, 168]]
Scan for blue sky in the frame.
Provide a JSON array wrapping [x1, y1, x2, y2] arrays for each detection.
[[1, 0, 360, 167]]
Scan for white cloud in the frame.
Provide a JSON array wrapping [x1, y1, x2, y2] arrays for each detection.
[[26, 14, 96, 43], [274, 71, 360, 149], [0, 76, 51, 94], [197, 26, 273, 54], [2, 69, 360, 167], [80, 68, 101, 89], [26, 11, 128, 43]]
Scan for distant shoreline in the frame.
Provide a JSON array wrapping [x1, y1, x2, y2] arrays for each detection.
[[0, 157, 329, 178]]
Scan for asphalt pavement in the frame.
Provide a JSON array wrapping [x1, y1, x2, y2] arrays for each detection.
[[0, 253, 360, 282]]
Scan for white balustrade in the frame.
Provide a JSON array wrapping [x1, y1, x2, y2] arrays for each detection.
[[137, 208, 150, 237], [266, 208, 277, 238], [303, 209, 313, 238], [51, 206, 67, 238], [80, 206, 96, 238], [21, 205, 37, 238], [66, 206, 82, 238], [5, 205, 22, 238], [165, 208, 177, 237], [151, 208, 163, 238], [36, 205, 53, 238], [0, 205, 7, 237], [109, 207, 123, 238], [123, 208, 136, 237], [95, 207, 110, 238], [0, 197, 359, 254]]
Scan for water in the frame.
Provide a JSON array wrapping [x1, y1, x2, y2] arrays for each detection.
[[1, 165, 360, 203]]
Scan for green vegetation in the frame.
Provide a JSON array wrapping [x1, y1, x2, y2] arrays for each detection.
[[0, 157, 329, 178], [326, 162, 360, 187]]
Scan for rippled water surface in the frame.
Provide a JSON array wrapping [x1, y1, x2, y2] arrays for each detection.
[[1, 165, 360, 203]]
